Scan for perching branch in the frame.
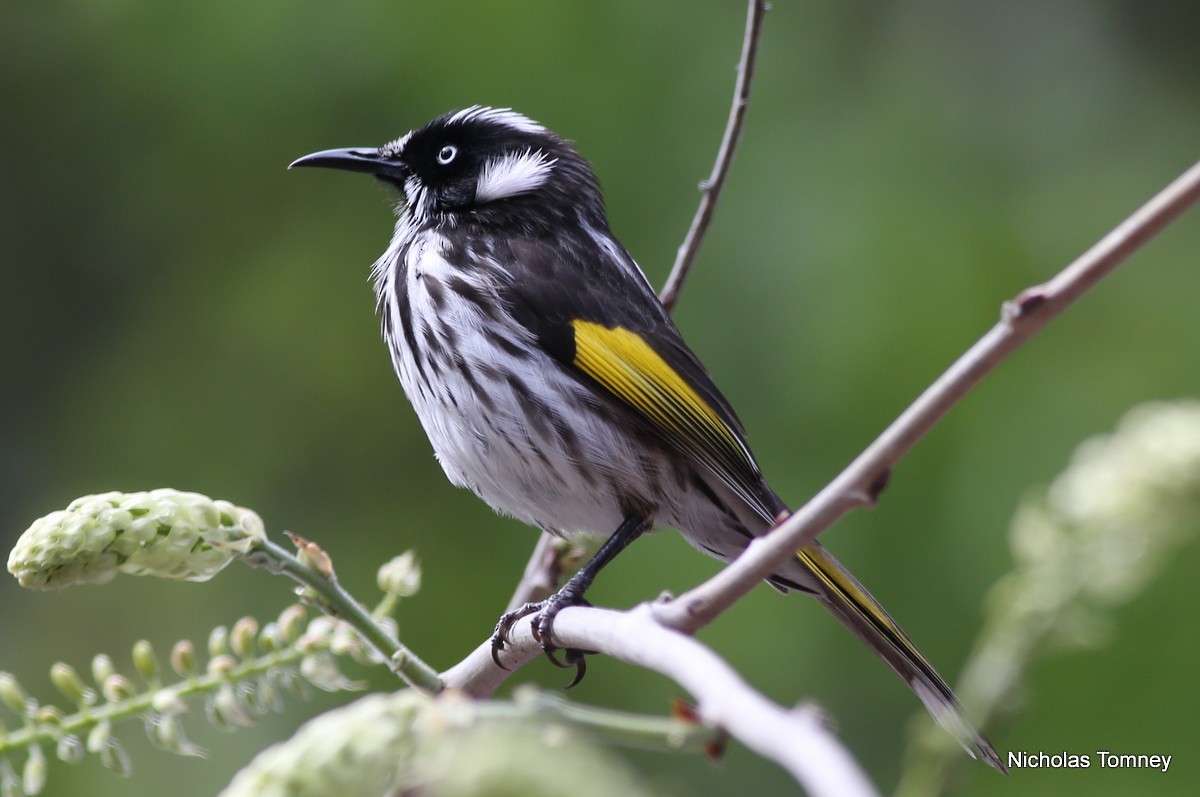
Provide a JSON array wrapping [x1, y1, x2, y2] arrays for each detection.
[[660, 0, 769, 312], [442, 604, 880, 797], [652, 156, 1200, 634]]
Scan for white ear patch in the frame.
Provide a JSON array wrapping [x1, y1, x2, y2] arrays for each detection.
[[475, 149, 557, 203]]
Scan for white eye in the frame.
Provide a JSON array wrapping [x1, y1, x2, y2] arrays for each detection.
[[436, 145, 458, 165]]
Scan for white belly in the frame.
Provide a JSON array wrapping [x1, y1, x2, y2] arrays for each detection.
[[375, 234, 644, 536]]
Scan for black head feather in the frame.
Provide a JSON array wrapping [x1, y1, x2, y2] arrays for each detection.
[[293, 106, 606, 232]]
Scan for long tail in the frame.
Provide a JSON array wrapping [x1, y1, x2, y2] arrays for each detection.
[[794, 544, 1006, 773]]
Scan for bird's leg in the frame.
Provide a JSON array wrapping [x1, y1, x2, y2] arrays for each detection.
[[492, 514, 650, 681]]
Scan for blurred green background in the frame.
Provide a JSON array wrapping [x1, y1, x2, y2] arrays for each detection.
[[3, 1, 1198, 795]]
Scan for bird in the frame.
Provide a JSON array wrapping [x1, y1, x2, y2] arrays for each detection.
[[290, 105, 1003, 771]]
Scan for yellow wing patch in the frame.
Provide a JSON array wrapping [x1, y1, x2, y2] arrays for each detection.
[[571, 320, 754, 482]]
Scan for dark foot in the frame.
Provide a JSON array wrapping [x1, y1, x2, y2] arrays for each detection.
[[489, 514, 650, 684], [490, 592, 593, 686], [491, 600, 542, 669]]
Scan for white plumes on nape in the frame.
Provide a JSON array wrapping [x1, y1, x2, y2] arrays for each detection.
[[475, 149, 558, 204], [446, 105, 545, 135]]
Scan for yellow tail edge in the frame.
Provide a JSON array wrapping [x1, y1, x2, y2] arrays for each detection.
[[796, 545, 1006, 774]]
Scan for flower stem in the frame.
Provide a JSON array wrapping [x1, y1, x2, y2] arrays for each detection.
[[244, 538, 443, 693]]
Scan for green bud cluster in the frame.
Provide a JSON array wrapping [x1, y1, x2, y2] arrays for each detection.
[[900, 400, 1200, 796], [8, 489, 266, 589], [0, 604, 367, 796], [1004, 399, 1200, 640], [4, 489, 433, 795], [220, 689, 665, 797]]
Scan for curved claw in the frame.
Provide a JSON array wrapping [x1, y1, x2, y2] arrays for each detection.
[[530, 595, 595, 687], [488, 593, 596, 687], [541, 642, 589, 688], [490, 601, 544, 669], [489, 637, 510, 670], [563, 649, 588, 688]]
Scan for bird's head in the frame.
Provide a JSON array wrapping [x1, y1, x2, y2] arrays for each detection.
[[290, 106, 604, 230]]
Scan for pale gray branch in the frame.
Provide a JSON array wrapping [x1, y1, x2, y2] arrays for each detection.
[[442, 604, 880, 797], [652, 156, 1200, 633]]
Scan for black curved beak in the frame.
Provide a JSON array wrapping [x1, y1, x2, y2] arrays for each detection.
[[288, 147, 392, 175]]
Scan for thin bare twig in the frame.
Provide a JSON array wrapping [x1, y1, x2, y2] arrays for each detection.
[[660, 0, 770, 312], [653, 156, 1200, 632], [507, 0, 770, 610], [442, 605, 880, 797]]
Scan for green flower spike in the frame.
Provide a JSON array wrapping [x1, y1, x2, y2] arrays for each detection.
[[221, 690, 663, 797], [220, 691, 427, 797], [8, 489, 265, 589]]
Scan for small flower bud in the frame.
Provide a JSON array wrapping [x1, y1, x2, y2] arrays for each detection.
[[0, 673, 29, 716], [377, 550, 422, 597], [206, 655, 238, 680], [205, 702, 231, 733], [300, 654, 363, 693], [35, 705, 64, 728], [278, 605, 308, 643], [230, 617, 259, 658], [277, 669, 309, 701], [211, 683, 254, 728], [148, 714, 205, 757], [102, 674, 136, 703], [151, 686, 188, 715], [0, 759, 16, 797], [99, 737, 132, 776], [91, 654, 116, 689], [208, 626, 230, 659], [87, 720, 112, 754], [329, 623, 362, 657], [57, 734, 85, 764], [35, 705, 64, 729], [50, 662, 92, 706], [298, 616, 336, 652], [23, 743, 46, 795], [288, 533, 333, 577], [257, 623, 283, 653], [8, 489, 266, 589], [256, 676, 282, 714], [132, 640, 159, 683], [170, 640, 197, 679], [239, 685, 264, 717]]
